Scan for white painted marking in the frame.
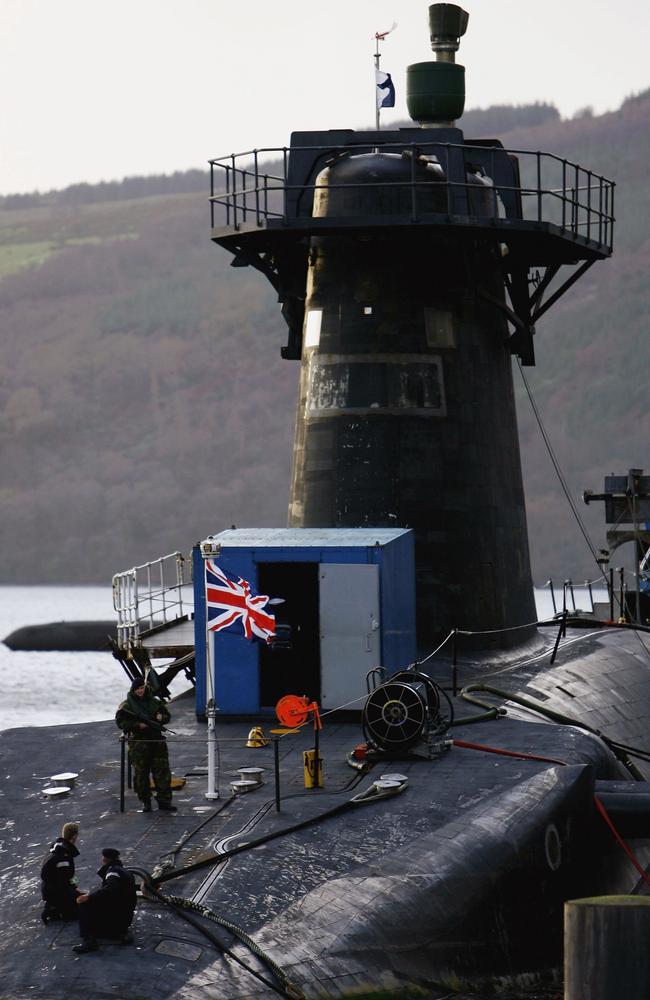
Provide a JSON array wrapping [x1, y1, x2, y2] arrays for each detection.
[[304, 309, 322, 348]]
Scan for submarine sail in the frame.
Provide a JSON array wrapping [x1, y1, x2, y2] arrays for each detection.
[[210, 3, 613, 647]]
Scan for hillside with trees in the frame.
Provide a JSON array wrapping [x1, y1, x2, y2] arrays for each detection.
[[0, 97, 648, 585]]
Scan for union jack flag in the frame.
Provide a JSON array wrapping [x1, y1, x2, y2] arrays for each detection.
[[204, 560, 276, 642]]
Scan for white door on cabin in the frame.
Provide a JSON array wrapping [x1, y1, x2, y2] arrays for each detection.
[[319, 564, 381, 710]]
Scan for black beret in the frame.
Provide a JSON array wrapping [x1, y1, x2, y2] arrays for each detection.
[[101, 848, 120, 861], [130, 677, 146, 691]]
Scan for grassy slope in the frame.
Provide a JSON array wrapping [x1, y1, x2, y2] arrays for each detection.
[[0, 98, 648, 584], [495, 97, 650, 580], [0, 194, 295, 581]]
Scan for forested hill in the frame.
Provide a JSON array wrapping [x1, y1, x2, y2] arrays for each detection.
[[1, 97, 648, 584]]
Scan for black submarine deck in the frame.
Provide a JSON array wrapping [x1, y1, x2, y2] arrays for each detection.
[[2, 624, 650, 1000]]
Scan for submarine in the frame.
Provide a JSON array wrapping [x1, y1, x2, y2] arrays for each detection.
[[2, 620, 117, 651], [3, 5, 650, 1000]]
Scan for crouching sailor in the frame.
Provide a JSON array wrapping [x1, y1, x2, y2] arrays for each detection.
[[40, 821, 81, 923], [116, 677, 176, 812], [73, 848, 136, 953]]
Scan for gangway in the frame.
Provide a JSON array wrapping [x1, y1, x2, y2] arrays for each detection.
[[112, 551, 195, 684]]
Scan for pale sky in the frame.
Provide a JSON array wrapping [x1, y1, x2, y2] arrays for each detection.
[[1, 0, 648, 196]]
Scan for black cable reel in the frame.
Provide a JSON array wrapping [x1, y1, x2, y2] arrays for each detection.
[[362, 668, 454, 757]]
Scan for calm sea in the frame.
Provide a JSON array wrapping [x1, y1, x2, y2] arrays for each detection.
[[0, 585, 191, 732]]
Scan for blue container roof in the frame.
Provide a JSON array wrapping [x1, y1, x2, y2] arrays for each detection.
[[203, 527, 411, 549]]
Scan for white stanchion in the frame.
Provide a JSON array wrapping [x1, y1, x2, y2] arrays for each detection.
[[204, 632, 219, 801]]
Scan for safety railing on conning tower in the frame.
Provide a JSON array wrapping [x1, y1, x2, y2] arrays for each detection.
[[112, 551, 193, 648], [209, 140, 615, 254]]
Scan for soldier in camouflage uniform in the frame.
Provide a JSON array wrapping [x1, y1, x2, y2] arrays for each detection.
[[115, 678, 176, 813]]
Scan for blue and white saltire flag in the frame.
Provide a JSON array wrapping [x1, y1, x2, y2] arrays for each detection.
[[376, 70, 395, 109]]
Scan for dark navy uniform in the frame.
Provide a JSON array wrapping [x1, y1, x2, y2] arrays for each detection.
[[40, 837, 80, 921], [74, 849, 136, 951]]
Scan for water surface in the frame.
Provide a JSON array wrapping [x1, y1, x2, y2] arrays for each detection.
[[0, 585, 190, 732]]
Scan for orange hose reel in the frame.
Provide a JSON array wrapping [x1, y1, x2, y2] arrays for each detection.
[[275, 694, 322, 730]]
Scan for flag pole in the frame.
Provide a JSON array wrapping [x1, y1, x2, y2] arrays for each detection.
[[204, 564, 220, 800], [374, 33, 381, 130], [205, 632, 219, 800], [374, 22, 397, 131]]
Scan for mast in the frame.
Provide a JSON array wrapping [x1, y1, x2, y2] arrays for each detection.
[[374, 23, 396, 131]]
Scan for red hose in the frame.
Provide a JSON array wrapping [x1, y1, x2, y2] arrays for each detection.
[[452, 738, 650, 888], [593, 794, 650, 887], [452, 738, 566, 767]]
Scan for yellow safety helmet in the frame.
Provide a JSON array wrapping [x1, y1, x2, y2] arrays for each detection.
[[246, 725, 268, 748]]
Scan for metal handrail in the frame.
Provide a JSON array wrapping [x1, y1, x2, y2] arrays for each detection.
[[542, 576, 611, 616], [112, 551, 193, 648], [208, 140, 614, 253]]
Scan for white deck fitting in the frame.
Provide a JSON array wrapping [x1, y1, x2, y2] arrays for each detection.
[[50, 772, 78, 786], [42, 786, 71, 798]]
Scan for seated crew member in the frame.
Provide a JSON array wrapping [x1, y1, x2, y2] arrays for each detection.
[[115, 677, 176, 812], [40, 821, 82, 923], [73, 848, 136, 953]]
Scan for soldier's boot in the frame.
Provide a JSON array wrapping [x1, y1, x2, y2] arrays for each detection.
[[158, 801, 177, 812], [73, 938, 99, 954], [141, 799, 152, 813], [41, 903, 60, 925]]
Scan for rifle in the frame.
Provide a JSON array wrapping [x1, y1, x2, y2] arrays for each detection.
[[118, 707, 176, 737]]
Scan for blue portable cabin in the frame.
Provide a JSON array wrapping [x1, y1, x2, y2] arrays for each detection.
[[193, 527, 416, 717]]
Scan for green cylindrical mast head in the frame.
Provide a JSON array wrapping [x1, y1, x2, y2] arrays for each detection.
[[407, 4, 469, 126]]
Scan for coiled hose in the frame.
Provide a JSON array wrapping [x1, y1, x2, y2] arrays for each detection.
[[131, 866, 305, 999]]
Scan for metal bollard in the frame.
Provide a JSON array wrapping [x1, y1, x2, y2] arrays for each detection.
[[565, 896, 650, 999]]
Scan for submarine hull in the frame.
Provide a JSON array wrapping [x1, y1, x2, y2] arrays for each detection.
[[3, 620, 117, 651], [3, 629, 650, 1000]]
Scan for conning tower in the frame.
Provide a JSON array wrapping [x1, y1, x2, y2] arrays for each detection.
[[209, 4, 614, 646]]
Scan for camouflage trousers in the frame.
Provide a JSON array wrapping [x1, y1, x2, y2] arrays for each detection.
[[128, 739, 172, 806]]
